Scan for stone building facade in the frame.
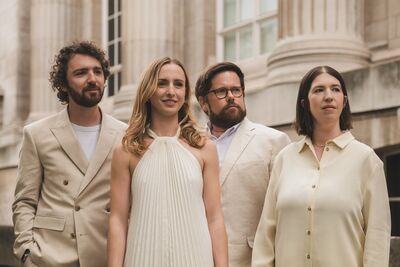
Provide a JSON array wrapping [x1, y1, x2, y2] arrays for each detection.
[[0, 0, 399, 266]]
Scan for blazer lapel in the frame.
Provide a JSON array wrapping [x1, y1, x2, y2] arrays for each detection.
[[77, 114, 117, 195], [220, 118, 255, 186], [50, 109, 89, 175]]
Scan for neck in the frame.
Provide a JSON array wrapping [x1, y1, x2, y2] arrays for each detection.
[[312, 122, 342, 145], [149, 115, 179, 137], [67, 103, 101, 126], [210, 124, 227, 138]]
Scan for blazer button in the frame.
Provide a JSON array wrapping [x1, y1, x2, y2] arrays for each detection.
[[70, 233, 76, 239], [63, 180, 69, 185], [75, 205, 81, 211]]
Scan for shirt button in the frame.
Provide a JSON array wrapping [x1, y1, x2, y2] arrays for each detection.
[[70, 233, 76, 239], [63, 180, 69, 185], [75, 205, 81, 211], [308, 207, 312, 211], [326, 147, 330, 151], [307, 254, 311, 259], [317, 166, 320, 170], [307, 230, 311, 235], [312, 184, 316, 189]]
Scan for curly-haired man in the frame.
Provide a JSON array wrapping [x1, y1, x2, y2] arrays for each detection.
[[12, 41, 126, 267]]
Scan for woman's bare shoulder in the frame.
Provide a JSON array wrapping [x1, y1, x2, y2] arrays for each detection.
[[201, 138, 216, 152]]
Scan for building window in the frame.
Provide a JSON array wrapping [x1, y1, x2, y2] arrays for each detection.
[[385, 152, 400, 236], [106, 0, 122, 96], [219, 0, 278, 61], [0, 90, 3, 128], [376, 145, 400, 237]]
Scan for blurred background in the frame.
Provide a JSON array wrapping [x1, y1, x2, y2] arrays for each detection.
[[0, 0, 399, 266]]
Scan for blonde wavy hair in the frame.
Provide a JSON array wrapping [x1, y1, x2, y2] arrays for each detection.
[[123, 57, 205, 156]]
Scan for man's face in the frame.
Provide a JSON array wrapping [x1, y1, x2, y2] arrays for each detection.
[[65, 54, 105, 107], [199, 71, 246, 129]]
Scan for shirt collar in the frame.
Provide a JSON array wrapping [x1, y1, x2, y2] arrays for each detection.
[[207, 121, 241, 141], [296, 131, 355, 153]]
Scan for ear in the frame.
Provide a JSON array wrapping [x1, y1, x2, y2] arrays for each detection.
[[198, 96, 209, 114], [343, 96, 348, 106]]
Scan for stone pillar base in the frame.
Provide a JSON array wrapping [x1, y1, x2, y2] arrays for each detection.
[[113, 84, 137, 123], [266, 35, 370, 87]]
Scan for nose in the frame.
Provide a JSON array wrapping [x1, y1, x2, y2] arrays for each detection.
[[166, 82, 176, 96], [87, 71, 96, 84], [324, 89, 333, 101], [226, 89, 234, 101]]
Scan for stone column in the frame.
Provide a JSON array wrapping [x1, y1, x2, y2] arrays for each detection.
[[113, 0, 184, 122], [266, 0, 370, 85], [27, 0, 83, 123]]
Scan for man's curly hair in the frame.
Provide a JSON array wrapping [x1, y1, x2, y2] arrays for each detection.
[[49, 41, 110, 104]]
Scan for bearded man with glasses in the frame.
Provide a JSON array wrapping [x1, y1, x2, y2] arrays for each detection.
[[195, 62, 290, 267]]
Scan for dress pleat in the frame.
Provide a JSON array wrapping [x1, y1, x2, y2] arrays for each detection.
[[124, 130, 214, 267]]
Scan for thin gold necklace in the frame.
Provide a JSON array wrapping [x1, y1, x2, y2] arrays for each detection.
[[313, 143, 325, 148]]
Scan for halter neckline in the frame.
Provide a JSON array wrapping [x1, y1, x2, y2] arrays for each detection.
[[147, 127, 181, 139]]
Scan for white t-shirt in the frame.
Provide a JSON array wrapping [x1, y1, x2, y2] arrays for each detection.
[[71, 123, 101, 160]]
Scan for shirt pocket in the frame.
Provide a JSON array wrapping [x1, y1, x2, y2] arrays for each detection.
[[33, 215, 66, 231]]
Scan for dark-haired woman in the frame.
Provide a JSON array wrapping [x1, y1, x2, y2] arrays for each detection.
[[252, 66, 391, 267]]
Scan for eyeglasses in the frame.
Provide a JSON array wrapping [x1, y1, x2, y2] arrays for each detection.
[[208, 87, 243, 99]]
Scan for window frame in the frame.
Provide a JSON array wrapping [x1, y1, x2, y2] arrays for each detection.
[[102, 0, 122, 97], [217, 0, 278, 62]]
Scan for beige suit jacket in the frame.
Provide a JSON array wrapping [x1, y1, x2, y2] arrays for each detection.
[[220, 118, 290, 267], [12, 108, 127, 267]]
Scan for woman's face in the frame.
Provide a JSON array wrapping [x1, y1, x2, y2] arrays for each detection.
[[149, 63, 186, 119], [307, 73, 345, 127]]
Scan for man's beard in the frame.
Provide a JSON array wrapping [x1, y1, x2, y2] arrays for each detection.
[[209, 102, 246, 129], [67, 84, 104, 107]]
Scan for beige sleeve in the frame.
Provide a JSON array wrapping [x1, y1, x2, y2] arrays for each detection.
[[12, 127, 43, 261], [252, 157, 281, 267], [362, 156, 391, 267], [268, 133, 290, 178]]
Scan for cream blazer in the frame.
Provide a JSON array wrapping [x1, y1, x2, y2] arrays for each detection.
[[219, 118, 290, 267], [12, 108, 127, 267]]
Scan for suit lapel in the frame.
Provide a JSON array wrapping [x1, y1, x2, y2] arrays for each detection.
[[50, 109, 89, 175], [77, 114, 117, 195], [220, 118, 255, 186]]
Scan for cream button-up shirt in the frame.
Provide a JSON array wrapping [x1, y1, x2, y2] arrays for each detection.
[[252, 131, 391, 267]]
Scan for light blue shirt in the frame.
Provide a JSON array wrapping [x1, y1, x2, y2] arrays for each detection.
[[207, 122, 241, 167]]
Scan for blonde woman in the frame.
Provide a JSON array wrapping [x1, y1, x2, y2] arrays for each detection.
[[252, 66, 391, 267], [107, 57, 228, 267]]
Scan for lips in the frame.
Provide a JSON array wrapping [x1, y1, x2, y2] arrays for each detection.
[[83, 86, 101, 93], [224, 104, 240, 111], [161, 99, 177, 106], [322, 105, 336, 110]]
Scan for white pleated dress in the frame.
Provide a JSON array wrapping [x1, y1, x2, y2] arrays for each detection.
[[123, 129, 214, 267]]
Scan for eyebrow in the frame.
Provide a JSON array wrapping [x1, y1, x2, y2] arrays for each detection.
[[213, 86, 241, 89], [312, 83, 341, 88], [158, 78, 185, 82], [71, 66, 103, 74]]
